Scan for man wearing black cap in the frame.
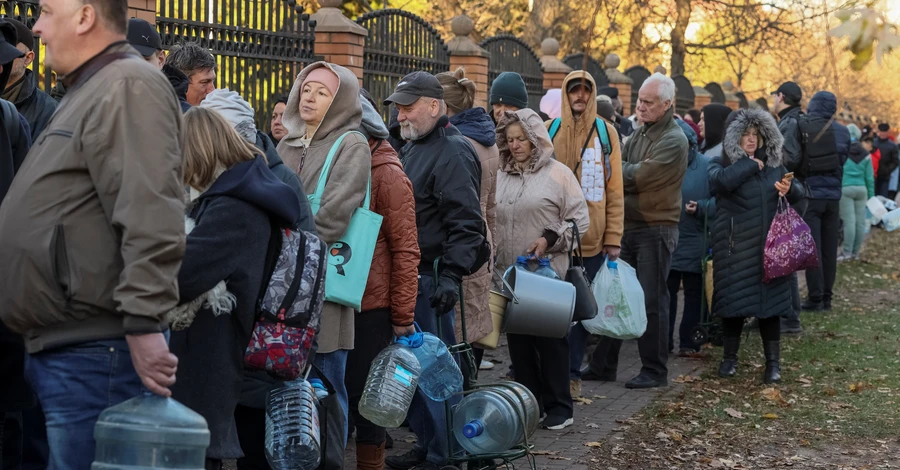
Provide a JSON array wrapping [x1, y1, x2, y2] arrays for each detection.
[[873, 123, 898, 198], [383, 71, 488, 470], [0, 18, 58, 140], [126, 18, 164, 69], [772, 81, 807, 334], [598, 85, 634, 138]]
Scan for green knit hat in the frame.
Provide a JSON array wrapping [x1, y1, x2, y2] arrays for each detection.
[[489, 72, 529, 109]]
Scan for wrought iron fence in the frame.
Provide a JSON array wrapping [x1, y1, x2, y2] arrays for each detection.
[[1, 0, 53, 91], [480, 34, 544, 111], [563, 53, 608, 88], [672, 75, 694, 115], [156, 0, 317, 130], [356, 9, 450, 120], [625, 65, 650, 114]]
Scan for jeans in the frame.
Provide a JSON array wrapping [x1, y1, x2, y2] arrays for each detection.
[[346, 308, 393, 446], [508, 334, 572, 419], [567, 254, 607, 380], [313, 349, 350, 447], [876, 178, 891, 199], [589, 225, 677, 382], [408, 273, 458, 466], [25, 339, 144, 470], [840, 186, 868, 256], [804, 199, 841, 303], [667, 270, 703, 352]]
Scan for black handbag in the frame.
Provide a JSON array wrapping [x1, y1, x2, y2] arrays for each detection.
[[565, 220, 599, 322]]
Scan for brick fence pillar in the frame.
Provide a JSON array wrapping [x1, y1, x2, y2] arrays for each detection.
[[693, 86, 712, 110], [446, 15, 491, 110], [540, 38, 572, 91], [603, 54, 633, 116], [310, 0, 367, 82], [127, 0, 155, 23]]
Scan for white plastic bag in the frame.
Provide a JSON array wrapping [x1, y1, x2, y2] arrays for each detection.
[[581, 259, 647, 340], [883, 209, 900, 232], [867, 197, 888, 224]]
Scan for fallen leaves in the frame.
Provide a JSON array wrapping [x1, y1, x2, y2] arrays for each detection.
[[762, 413, 779, 419], [724, 407, 744, 419], [673, 374, 701, 383], [760, 387, 790, 407], [583, 441, 603, 448], [573, 396, 593, 405]]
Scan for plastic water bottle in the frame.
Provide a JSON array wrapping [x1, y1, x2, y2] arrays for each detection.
[[883, 209, 900, 231], [603, 260, 630, 319], [534, 258, 560, 280], [265, 379, 321, 470], [359, 340, 421, 428], [309, 378, 329, 401], [503, 256, 531, 280], [452, 381, 539, 454], [406, 331, 463, 401], [92, 394, 210, 470]]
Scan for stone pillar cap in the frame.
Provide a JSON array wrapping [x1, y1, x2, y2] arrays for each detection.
[[693, 86, 712, 97], [311, 0, 367, 35], [446, 15, 489, 57], [540, 38, 571, 73]]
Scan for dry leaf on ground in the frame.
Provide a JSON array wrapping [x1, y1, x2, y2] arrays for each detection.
[[584, 441, 603, 448], [724, 407, 744, 419]]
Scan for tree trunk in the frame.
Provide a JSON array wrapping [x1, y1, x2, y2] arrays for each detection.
[[669, 0, 691, 76], [626, 0, 646, 65]]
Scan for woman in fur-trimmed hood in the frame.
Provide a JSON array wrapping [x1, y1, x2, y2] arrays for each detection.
[[494, 108, 589, 430], [708, 108, 805, 385]]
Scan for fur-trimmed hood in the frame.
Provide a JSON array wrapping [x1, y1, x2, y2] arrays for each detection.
[[723, 108, 784, 168], [496, 108, 554, 174]]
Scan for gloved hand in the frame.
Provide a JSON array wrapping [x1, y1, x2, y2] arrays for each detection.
[[430, 272, 461, 316]]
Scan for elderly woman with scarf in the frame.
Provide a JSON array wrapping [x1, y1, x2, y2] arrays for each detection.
[[495, 109, 589, 431], [708, 109, 804, 385], [699, 103, 733, 158], [668, 120, 715, 355]]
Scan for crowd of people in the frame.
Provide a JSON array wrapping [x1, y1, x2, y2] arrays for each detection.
[[0, 2, 893, 470]]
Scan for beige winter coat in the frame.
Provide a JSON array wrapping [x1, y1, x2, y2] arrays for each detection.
[[495, 109, 590, 278], [455, 136, 499, 344]]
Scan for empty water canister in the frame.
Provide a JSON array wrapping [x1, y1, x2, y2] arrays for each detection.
[[266, 379, 321, 470], [92, 394, 210, 470], [359, 338, 421, 428], [452, 381, 539, 455], [406, 328, 463, 402]]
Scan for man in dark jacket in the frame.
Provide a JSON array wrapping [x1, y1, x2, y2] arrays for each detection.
[[873, 123, 899, 198], [384, 71, 487, 470], [772, 81, 806, 334], [126, 18, 165, 69], [0, 18, 57, 140], [802, 91, 849, 312], [598, 86, 634, 138], [166, 41, 216, 106], [589, 73, 688, 389]]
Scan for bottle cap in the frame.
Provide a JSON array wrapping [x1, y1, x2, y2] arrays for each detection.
[[309, 378, 325, 390], [462, 420, 485, 438], [607, 260, 618, 269], [396, 332, 424, 348], [516, 255, 528, 263]]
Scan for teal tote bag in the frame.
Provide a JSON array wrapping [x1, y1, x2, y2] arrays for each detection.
[[308, 131, 384, 310]]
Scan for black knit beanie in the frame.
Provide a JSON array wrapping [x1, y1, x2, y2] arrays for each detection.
[[489, 72, 529, 109]]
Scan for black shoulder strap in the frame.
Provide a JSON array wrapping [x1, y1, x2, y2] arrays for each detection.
[[572, 123, 597, 175], [255, 220, 285, 311]]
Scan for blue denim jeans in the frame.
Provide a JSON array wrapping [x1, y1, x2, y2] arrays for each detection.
[[313, 349, 350, 446], [568, 254, 607, 380], [25, 339, 144, 470], [408, 273, 459, 466]]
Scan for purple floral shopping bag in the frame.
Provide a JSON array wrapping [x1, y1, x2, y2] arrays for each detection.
[[763, 197, 819, 283]]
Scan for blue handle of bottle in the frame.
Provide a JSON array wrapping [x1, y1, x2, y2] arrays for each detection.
[[462, 420, 485, 438], [395, 322, 424, 348]]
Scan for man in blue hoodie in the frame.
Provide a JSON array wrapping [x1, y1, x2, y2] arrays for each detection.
[[802, 91, 849, 312]]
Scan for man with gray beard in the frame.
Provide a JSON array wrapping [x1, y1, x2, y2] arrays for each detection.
[[383, 71, 488, 470]]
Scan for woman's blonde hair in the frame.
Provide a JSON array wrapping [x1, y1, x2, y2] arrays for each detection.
[[435, 67, 477, 114], [182, 107, 264, 189]]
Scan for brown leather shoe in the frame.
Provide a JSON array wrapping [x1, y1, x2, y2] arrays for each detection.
[[357, 442, 386, 470]]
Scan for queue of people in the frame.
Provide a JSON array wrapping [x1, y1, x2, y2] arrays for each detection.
[[0, 6, 883, 470]]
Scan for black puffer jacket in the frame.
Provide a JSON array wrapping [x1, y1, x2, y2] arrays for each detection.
[[163, 64, 191, 113], [4, 69, 57, 140], [709, 109, 805, 319], [254, 130, 315, 233], [400, 115, 487, 277]]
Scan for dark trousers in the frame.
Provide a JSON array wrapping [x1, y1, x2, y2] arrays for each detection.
[[803, 199, 840, 303], [346, 308, 393, 446], [876, 178, 891, 199], [590, 225, 678, 382], [234, 405, 268, 470], [567, 254, 608, 380], [722, 317, 780, 342], [507, 333, 573, 420], [666, 270, 703, 352]]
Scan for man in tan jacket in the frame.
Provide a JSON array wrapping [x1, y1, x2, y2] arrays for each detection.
[[545, 71, 624, 398], [0, 0, 185, 466]]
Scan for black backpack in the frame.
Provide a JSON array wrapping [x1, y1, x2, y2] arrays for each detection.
[[797, 114, 841, 177]]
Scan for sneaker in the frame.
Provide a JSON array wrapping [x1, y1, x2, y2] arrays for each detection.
[[386, 448, 426, 470], [479, 359, 495, 370], [837, 253, 850, 263], [542, 415, 574, 430], [569, 379, 582, 398], [409, 462, 441, 470], [801, 300, 824, 312]]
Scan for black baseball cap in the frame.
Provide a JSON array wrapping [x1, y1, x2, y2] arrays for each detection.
[[878, 123, 890, 132], [0, 18, 34, 51], [383, 71, 444, 106], [771, 81, 802, 103], [566, 78, 593, 93], [126, 18, 162, 57], [0, 22, 24, 65]]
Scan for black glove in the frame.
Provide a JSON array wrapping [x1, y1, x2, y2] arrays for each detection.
[[430, 272, 461, 316]]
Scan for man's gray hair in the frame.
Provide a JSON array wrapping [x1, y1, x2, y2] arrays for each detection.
[[167, 42, 217, 78], [642, 73, 676, 103]]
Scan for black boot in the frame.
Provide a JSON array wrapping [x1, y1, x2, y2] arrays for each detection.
[[718, 337, 740, 378], [763, 340, 781, 384]]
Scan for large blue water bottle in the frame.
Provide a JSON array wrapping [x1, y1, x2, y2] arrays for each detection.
[[405, 328, 463, 401], [451, 381, 539, 454], [534, 257, 560, 280], [359, 338, 421, 427], [265, 379, 321, 470], [91, 394, 210, 469], [502, 256, 531, 280]]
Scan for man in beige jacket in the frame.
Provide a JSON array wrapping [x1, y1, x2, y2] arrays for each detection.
[[0, 0, 185, 466]]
